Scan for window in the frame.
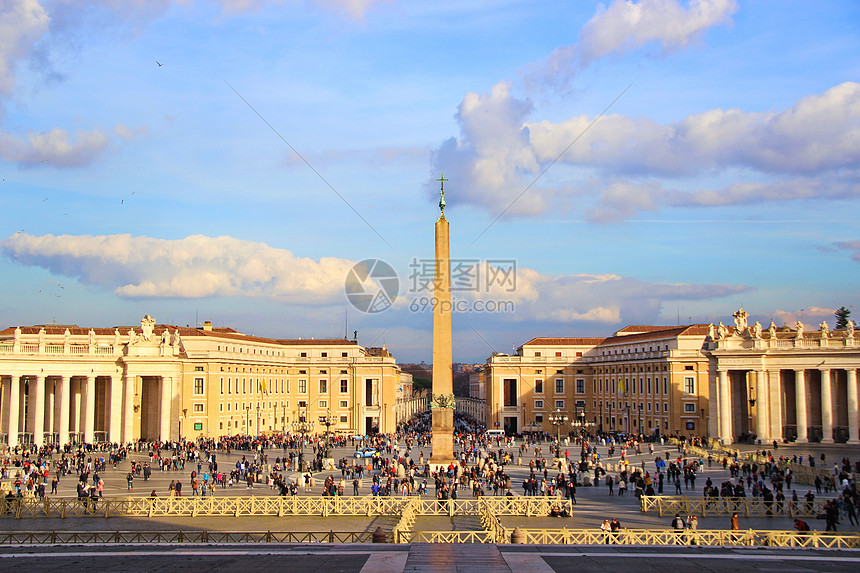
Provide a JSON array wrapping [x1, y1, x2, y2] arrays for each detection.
[[664, 403, 669, 412], [321, 352, 327, 358], [684, 376, 696, 395], [194, 378, 204, 395], [319, 380, 328, 393], [576, 379, 585, 394], [319, 400, 327, 408], [535, 351, 541, 357], [340, 379, 348, 393], [339, 400, 348, 408], [535, 379, 543, 393], [555, 379, 564, 393], [193, 403, 204, 413], [503, 379, 517, 407], [555, 351, 561, 357], [342, 352, 348, 357], [534, 400, 544, 409], [193, 423, 203, 431], [220, 378, 224, 394], [298, 380, 307, 393], [684, 403, 696, 413], [663, 378, 668, 394], [300, 352, 307, 357], [555, 400, 564, 409], [298, 400, 307, 409], [535, 415, 543, 423], [685, 365, 694, 371], [340, 416, 347, 423], [647, 403, 651, 411], [194, 366, 204, 372]]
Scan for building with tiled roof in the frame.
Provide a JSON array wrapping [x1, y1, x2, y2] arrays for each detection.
[[479, 309, 859, 445], [0, 316, 409, 447]]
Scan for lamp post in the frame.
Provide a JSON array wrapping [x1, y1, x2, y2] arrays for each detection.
[[599, 401, 603, 434], [256, 403, 262, 436], [548, 409, 569, 450], [625, 403, 631, 434]]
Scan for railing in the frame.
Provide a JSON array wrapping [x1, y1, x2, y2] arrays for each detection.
[[0, 530, 378, 545], [511, 528, 860, 548], [392, 498, 418, 544], [0, 528, 855, 547], [640, 495, 829, 518], [479, 499, 508, 543], [0, 495, 569, 520]]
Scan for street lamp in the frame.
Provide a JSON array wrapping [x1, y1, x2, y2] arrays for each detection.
[[318, 409, 334, 457], [548, 409, 569, 449]]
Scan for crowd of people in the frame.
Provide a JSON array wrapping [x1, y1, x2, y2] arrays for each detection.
[[1, 424, 859, 534]]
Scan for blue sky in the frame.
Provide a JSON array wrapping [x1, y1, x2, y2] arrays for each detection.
[[1, 0, 858, 362]]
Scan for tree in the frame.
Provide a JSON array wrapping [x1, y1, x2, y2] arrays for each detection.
[[835, 306, 852, 329]]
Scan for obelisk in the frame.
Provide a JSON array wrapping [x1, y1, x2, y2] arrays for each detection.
[[430, 175, 455, 469]]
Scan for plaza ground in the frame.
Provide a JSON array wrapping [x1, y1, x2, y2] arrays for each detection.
[[3, 438, 860, 534]]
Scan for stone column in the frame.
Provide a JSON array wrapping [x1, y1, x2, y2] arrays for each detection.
[[820, 368, 834, 444], [795, 369, 808, 443], [0, 377, 8, 443], [84, 376, 96, 444], [123, 375, 135, 443], [71, 378, 82, 439], [755, 370, 769, 442], [160, 376, 172, 441], [768, 370, 782, 442], [58, 376, 70, 446], [45, 381, 54, 438], [32, 375, 46, 446], [718, 369, 731, 443], [847, 369, 859, 445], [6, 377, 20, 447], [109, 376, 123, 443]]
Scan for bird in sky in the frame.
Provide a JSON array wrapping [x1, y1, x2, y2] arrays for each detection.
[[156, 61, 163, 67]]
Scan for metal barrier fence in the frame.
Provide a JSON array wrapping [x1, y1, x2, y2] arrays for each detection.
[[0, 495, 569, 520], [0, 530, 377, 545], [640, 495, 828, 518], [1, 528, 854, 548]]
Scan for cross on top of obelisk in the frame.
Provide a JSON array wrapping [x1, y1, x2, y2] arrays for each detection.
[[437, 174, 448, 214]]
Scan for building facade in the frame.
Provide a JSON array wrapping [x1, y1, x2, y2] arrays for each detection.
[[706, 309, 860, 445], [0, 316, 406, 447], [478, 310, 860, 445]]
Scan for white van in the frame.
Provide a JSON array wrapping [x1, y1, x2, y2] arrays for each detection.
[[485, 430, 505, 439]]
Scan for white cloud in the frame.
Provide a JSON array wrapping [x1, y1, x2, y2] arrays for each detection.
[[0, 126, 114, 167], [1, 233, 750, 327], [1, 233, 356, 302], [434, 261, 746, 326], [529, 0, 737, 88], [430, 81, 548, 215], [0, 0, 50, 95], [527, 82, 860, 175], [772, 307, 835, 330], [434, 82, 860, 220]]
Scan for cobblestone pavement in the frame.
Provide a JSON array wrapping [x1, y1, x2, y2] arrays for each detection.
[[3, 438, 858, 533]]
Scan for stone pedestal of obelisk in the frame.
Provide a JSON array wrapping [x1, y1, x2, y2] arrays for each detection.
[[429, 210, 455, 470]]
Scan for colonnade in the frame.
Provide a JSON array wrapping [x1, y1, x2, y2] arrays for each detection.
[[0, 373, 175, 448], [716, 367, 859, 445]]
